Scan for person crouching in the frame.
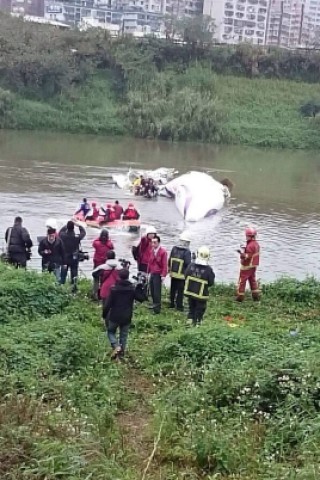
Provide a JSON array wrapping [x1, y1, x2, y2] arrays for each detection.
[[184, 246, 215, 326], [103, 268, 141, 360]]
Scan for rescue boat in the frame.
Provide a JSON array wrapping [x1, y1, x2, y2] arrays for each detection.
[[159, 171, 231, 222], [73, 213, 141, 233]]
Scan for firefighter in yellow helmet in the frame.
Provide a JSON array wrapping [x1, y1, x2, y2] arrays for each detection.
[[168, 231, 192, 311], [184, 246, 215, 326]]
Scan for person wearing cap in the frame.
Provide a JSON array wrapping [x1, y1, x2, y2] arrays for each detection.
[[168, 232, 192, 311], [113, 200, 124, 220], [5, 216, 33, 268], [184, 246, 215, 326], [38, 227, 65, 282], [236, 227, 260, 302], [85, 202, 100, 221], [103, 268, 144, 361], [132, 226, 156, 273], [123, 203, 140, 220], [100, 203, 116, 223], [148, 235, 168, 315], [59, 220, 86, 292], [74, 198, 91, 218]]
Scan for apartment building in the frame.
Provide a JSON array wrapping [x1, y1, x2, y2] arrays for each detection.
[[203, 0, 268, 44], [0, 0, 44, 16], [266, 0, 307, 47]]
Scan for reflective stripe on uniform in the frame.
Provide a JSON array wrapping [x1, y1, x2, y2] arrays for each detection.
[[170, 257, 185, 280], [184, 275, 209, 299]]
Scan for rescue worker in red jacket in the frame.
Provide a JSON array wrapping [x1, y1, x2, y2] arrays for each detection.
[[148, 235, 168, 314], [123, 203, 140, 220], [85, 201, 100, 221], [113, 200, 124, 220], [101, 204, 116, 223], [132, 226, 156, 273], [236, 226, 260, 302], [92, 229, 114, 268], [184, 246, 215, 326]]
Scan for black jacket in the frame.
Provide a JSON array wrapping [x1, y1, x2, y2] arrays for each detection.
[[103, 279, 142, 326], [169, 245, 192, 277], [38, 237, 65, 267], [184, 262, 215, 299], [59, 225, 86, 262], [5, 225, 33, 255]]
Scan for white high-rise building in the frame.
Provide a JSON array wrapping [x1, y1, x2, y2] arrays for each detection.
[[204, 0, 268, 44]]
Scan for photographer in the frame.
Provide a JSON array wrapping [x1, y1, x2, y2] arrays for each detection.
[[59, 221, 86, 293], [38, 227, 65, 282], [5, 216, 33, 268]]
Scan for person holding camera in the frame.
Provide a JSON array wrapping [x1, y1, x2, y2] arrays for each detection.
[[59, 220, 86, 293], [5, 216, 33, 268], [38, 227, 65, 282]]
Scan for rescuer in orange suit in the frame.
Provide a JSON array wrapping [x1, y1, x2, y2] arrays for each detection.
[[236, 227, 260, 302]]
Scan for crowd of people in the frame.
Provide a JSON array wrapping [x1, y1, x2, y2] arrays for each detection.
[[75, 198, 140, 223], [3, 216, 260, 361], [132, 176, 159, 198]]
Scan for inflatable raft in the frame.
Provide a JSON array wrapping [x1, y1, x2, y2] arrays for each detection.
[[73, 213, 141, 233], [159, 171, 230, 222]]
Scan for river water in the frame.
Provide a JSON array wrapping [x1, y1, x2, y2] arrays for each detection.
[[0, 130, 319, 283]]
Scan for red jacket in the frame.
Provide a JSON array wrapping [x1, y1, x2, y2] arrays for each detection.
[[100, 268, 119, 300], [92, 238, 114, 267], [240, 239, 260, 270], [148, 246, 168, 277], [113, 204, 123, 220], [123, 208, 139, 220], [137, 236, 152, 266]]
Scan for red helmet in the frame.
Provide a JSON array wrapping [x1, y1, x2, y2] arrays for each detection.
[[128, 203, 134, 209], [245, 227, 257, 237], [106, 203, 112, 208], [92, 201, 96, 207]]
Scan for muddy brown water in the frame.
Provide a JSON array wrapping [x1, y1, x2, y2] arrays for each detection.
[[0, 130, 319, 283]]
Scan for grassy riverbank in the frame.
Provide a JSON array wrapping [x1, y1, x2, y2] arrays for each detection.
[[2, 264, 320, 479], [2, 14, 320, 149]]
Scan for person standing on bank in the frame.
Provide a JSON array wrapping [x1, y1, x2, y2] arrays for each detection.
[[5, 216, 33, 268], [184, 246, 215, 326], [168, 232, 192, 311], [236, 226, 260, 302], [132, 226, 156, 273], [148, 235, 168, 315], [38, 227, 65, 282], [103, 268, 144, 361], [59, 220, 86, 293]]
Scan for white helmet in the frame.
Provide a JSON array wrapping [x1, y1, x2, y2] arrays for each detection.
[[197, 246, 210, 261], [146, 226, 156, 235], [179, 231, 191, 243], [45, 218, 58, 231]]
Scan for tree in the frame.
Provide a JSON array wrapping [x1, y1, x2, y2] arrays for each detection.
[[176, 15, 215, 48]]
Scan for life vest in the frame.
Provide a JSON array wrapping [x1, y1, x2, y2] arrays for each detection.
[[240, 239, 260, 271], [170, 246, 189, 280], [125, 209, 137, 220], [184, 263, 212, 300]]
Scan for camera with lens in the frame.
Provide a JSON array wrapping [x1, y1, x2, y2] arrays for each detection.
[[133, 271, 148, 302], [119, 258, 131, 269], [78, 250, 89, 262]]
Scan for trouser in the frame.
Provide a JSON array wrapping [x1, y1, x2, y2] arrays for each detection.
[[170, 278, 185, 310], [187, 297, 207, 325], [42, 263, 61, 283], [236, 267, 260, 301], [60, 259, 79, 292], [149, 273, 162, 314], [138, 263, 148, 273], [8, 255, 27, 269], [107, 321, 130, 354]]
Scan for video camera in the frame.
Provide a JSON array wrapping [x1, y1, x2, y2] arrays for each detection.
[[78, 250, 89, 262], [119, 258, 131, 269], [132, 271, 148, 302], [132, 271, 148, 287]]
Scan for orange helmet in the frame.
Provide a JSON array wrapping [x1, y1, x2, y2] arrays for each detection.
[[128, 203, 134, 209], [245, 227, 257, 237]]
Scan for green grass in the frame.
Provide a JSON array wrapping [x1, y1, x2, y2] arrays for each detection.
[[2, 264, 320, 479], [216, 75, 320, 148]]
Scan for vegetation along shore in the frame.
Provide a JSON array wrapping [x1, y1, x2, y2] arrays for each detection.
[[2, 263, 320, 479], [2, 14, 320, 148]]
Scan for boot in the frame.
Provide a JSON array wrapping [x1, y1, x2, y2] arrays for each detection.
[[236, 295, 244, 302], [252, 293, 260, 302]]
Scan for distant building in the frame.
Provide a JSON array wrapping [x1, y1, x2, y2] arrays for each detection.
[[266, 0, 306, 48], [0, 0, 45, 16], [204, 0, 268, 45]]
